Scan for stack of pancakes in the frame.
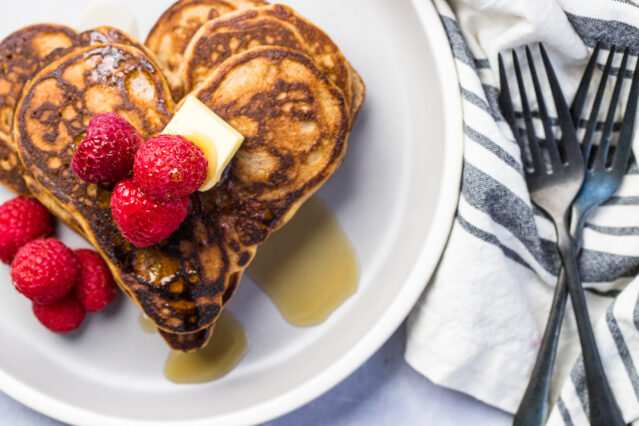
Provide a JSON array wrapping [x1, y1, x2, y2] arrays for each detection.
[[1, 0, 364, 352]]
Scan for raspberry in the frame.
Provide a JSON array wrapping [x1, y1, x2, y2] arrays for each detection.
[[133, 135, 207, 201], [0, 197, 52, 264], [11, 239, 78, 305], [72, 113, 143, 186], [111, 179, 190, 247], [74, 249, 117, 312], [32, 294, 86, 333]]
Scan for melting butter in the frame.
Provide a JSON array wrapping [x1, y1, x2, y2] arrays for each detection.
[[164, 312, 248, 384], [247, 197, 359, 327], [182, 131, 218, 189], [163, 95, 244, 191]]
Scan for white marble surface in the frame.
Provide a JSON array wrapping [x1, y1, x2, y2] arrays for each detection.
[[0, 323, 512, 426]]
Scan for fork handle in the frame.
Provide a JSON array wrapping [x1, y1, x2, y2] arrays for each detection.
[[556, 222, 625, 426], [513, 270, 568, 426], [514, 209, 587, 426]]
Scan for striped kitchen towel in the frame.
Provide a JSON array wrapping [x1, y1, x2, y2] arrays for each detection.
[[405, 0, 639, 424]]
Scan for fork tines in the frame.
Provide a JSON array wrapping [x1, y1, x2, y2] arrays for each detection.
[[572, 42, 639, 177], [498, 45, 583, 183], [500, 43, 639, 181]]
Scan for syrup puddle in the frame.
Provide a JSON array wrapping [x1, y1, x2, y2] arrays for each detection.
[[139, 314, 156, 334], [247, 197, 359, 327], [164, 312, 248, 384]]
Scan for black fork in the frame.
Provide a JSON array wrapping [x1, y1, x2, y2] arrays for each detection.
[[511, 43, 639, 426], [499, 44, 626, 426]]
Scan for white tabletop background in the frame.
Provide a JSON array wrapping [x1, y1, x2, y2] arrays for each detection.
[[1, 323, 512, 426]]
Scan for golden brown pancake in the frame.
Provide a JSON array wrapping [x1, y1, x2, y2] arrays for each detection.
[[188, 45, 350, 337], [349, 65, 366, 122], [14, 44, 222, 351], [0, 25, 167, 196], [182, 4, 362, 121], [0, 134, 29, 194], [182, 6, 303, 91], [182, 6, 348, 99], [145, 0, 269, 100], [15, 44, 349, 351], [0, 24, 77, 194], [77, 26, 169, 85], [12, 44, 187, 344], [0, 24, 77, 139], [78, 26, 145, 52]]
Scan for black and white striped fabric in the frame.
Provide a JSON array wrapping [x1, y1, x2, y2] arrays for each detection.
[[405, 0, 639, 424]]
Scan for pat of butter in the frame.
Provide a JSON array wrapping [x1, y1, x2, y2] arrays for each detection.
[[163, 96, 245, 191]]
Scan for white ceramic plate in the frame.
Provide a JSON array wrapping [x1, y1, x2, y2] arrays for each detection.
[[0, 0, 463, 424]]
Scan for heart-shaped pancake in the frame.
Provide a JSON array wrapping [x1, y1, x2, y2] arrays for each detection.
[[14, 43, 349, 351]]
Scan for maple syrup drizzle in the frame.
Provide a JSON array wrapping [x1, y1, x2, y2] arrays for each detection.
[[247, 197, 359, 327], [164, 312, 248, 384]]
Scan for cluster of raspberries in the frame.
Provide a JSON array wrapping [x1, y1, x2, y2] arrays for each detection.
[[71, 113, 208, 247], [0, 197, 117, 333]]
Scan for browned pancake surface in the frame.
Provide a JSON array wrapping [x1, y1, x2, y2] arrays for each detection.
[[183, 5, 353, 116], [170, 46, 351, 346], [11, 45, 233, 340], [77, 26, 168, 85], [0, 134, 29, 194], [0, 25, 160, 197], [182, 7, 304, 90], [78, 26, 145, 52], [192, 45, 349, 309], [349, 65, 365, 122], [145, 0, 268, 100], [14, 43, 349, 351], [196, 47, 348, 231], [0, 24, 77, 139], [0, 24, 77, 194], [14, 45, 231, 349]]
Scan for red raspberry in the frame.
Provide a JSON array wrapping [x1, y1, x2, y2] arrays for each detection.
[[74, 249, 117, 312], [133, 135, 207, 201], [32, 294, 86, 333], [11, 239, 78, 305], [0, 197, 52, 264], [111, 179, 190, 247], [72, 113, 143, 186]]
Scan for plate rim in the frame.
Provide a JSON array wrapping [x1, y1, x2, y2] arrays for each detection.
[[0, 0, 464, 424]]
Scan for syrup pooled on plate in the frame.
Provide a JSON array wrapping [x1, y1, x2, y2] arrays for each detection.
[[164, 312, 248, 384], [247, 197, 359, 327], [139, 314, 157, 334]]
